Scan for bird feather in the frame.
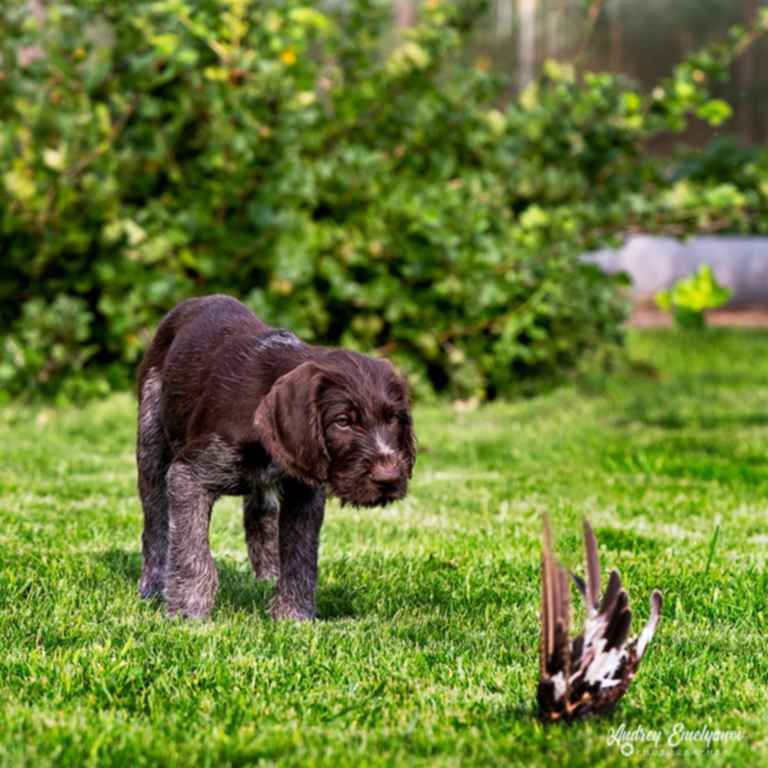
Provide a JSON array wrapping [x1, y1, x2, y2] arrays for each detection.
[[538, 514, 662, 722]]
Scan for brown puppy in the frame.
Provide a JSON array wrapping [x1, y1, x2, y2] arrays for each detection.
[[136, 295, 415, 620]]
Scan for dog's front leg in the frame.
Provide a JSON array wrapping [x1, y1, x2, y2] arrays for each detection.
[[271, 479, 325, 620], [164, 459, 218, 619]]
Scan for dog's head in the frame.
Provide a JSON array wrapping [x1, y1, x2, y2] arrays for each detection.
[[254, 351, 415, 506]]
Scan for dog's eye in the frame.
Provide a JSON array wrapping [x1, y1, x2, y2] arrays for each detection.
[[334, 415, 351, 429]]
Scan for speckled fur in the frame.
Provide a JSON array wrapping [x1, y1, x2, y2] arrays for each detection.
[[136, 295, 415, 621]]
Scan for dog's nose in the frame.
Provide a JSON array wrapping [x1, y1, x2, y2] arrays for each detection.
[[372, 460, 400, 484]]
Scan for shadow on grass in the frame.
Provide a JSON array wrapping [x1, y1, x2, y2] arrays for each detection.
[[96, 548, 360, 620], [98, 547, 142, 584], [94, 547, 517, 622]]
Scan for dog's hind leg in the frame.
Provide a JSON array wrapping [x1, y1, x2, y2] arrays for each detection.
[[137, 367, 170, 599], [243, 486, 281, 581]]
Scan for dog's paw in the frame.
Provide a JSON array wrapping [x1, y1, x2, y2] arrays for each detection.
[[138, 570, 165, 600], [270, 595, 316, 621], [163, 567, 218, 620], [165, 594, 215, 621]]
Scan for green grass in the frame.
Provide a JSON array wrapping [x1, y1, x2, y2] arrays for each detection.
[[1, 329, 767, 766]]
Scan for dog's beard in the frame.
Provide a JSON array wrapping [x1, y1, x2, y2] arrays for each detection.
[[329, 461, 409, 508]]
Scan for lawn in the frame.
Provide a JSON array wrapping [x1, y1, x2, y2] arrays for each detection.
[[1, 329, 766, 766]]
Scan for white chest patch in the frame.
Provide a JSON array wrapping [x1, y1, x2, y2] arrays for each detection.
[[262, 484, 281, 512]]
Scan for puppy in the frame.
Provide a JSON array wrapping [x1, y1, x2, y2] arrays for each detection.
[[136, 295, 415, 620]]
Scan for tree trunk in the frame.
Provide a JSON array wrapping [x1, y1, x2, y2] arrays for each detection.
[[737, 0, 758, 144], [518, 0, 537, 92], [496, 0, 514, 40], [394, 0, 416, 30], [30, 0, 45, 20], [609, 0, 623, 72], [545, 0, 560, 60]]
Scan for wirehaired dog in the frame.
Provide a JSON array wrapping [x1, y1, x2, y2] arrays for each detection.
[[136, 295, 415, 620]]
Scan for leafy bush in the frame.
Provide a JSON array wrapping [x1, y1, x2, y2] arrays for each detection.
[[656, 265, 732, 329], [0, 295, 107, 402], [1, 1, 766, 399], [668, 137, 768, 235]]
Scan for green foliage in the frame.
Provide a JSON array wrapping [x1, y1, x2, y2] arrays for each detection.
[[0, 294, 108, 402], [0, 0, 766, 399], [655, 265, 732, 329], [668, 136, 768, 233]]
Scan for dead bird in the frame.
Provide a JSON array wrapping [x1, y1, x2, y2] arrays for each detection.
[[538, 514, 662, 722]]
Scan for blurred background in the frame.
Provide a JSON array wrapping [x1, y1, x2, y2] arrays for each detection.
[[1, 0, 767, 403], [473, 0, 768, 146]]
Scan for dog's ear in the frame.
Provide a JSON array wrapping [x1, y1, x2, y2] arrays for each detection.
[[253, 362, 331, 486], [385, 368, 416, 478], [401, 412, 416, 478], [396, 375, 416, 478]]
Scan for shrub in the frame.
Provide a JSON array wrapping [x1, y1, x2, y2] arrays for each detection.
[[1, 1, 766, 399], [656, 265, 732, 329], [0, 295, 107, 401]]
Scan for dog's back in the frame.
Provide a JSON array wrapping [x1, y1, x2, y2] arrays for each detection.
[[137, 295, 275, 450], [137, 295, 268, 395]]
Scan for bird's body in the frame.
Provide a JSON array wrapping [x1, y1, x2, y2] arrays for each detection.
[[538, 516, 662, 722]]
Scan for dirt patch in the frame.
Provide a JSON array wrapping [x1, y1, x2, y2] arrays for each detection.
[[631, 308, 768, 328]]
